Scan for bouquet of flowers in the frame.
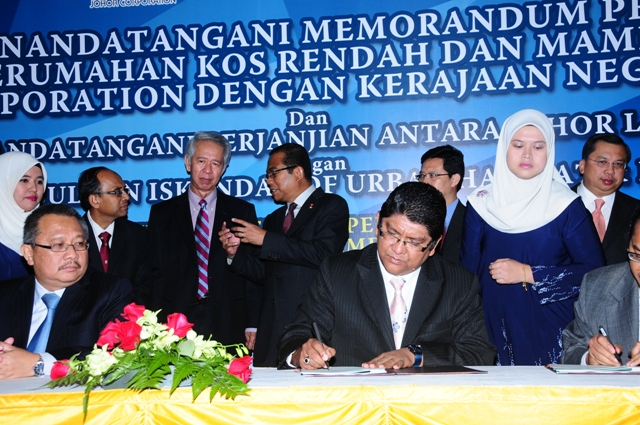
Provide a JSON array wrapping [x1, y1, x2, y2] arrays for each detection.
[[47, 303, 252, 419]]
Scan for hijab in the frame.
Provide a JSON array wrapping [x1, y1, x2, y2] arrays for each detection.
[[467, 109, 577, 234], [0, 152, 48, 254]]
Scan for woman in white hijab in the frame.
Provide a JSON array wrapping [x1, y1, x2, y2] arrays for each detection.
[[0, 151, 48, 280], [460, 109, 605, 366]]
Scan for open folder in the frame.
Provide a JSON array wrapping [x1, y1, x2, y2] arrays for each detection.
[[300, 365, 487, 376], [546, 364, 640, 374]]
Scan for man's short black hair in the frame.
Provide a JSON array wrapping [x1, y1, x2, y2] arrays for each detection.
[[630, 207, 640, 243], [78, 166, 109, 211], [23, 204, 88, 245], [582, 133, 631, 164], [379, 182, 446, 249], [420, 145, 465, 192], [270, 144, 312, 182]]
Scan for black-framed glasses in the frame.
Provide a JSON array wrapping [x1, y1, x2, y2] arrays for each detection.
[[414, 172, 449, 182], [96, 188, 130, 197], [32, 241, 89, 252], [266, 166, 296, 180], [378, 226, 433, 252], [587, 158, 626, 171], [628, 251, 640, 263]]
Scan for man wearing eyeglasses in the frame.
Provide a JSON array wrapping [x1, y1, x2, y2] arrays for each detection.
[[78, 167, 149, 303], [562, 208, 640, 366], [219, 143, 349, 367], [416, 145, 466, 264], [575, 133, 640, 265], [277, 182, 496, 369], [0, 204, 133, 379]]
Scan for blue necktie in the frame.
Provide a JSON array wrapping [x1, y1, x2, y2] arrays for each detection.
[[27, 293, 61, 353]]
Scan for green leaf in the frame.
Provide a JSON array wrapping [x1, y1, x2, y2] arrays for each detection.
[[177, 339, 195, 357]]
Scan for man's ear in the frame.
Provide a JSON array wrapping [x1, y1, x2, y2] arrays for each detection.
[[375, 211, 381, 236], [450, 173, 461, 189], [578, 159, 586, 175], [184, 155, 191, 173], [89, 193, 101, 209], [21, 244, 35, 266]]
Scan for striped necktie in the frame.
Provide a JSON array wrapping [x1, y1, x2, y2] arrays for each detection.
[[195, 199, 210, 299]]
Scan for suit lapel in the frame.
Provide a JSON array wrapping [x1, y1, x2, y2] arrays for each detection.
[[402, 257, 442, 346], [442, 202, 464, 253], [356, 246, 396, 351], [602, 193, 625, 249], [109, 218, 126, 273], [11, 277, 35, 348], [175, 192, 197, 257], [286, 188, 324, 235], [48, 275, 88, 350], [84, 216, 103, 271]]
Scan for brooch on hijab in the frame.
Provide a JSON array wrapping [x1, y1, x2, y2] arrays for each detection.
[[476, 190, 488, 198]]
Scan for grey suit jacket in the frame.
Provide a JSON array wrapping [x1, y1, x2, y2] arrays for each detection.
[[277, 244, 497, 367], [561, 262, 639, 364]]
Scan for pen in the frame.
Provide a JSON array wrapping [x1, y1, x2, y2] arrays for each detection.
[[312, 322, 330, 369], [598, 325, 623, 365]]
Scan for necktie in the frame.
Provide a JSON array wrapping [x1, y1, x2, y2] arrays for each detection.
[[283, 202, 297, 233], [99, 232, 110, 272], [27, 293, 61, 353], [195, 199, 210, 299], [389, 277, 407, 349], [592, 199, 606, 242]]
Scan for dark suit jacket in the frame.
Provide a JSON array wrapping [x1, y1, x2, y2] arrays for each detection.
[[573, 184, 640, 265], [228, 187, 349, 366], [440, 201, 466, 265], [0, 272, 133, 360], [146, 190, 261, 345], [562, 263, 639, 364], [84, 215, 150, 304], [277, 244, 497, 367]]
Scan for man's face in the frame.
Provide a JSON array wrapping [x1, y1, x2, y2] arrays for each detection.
[[376, 213, 436, 276], [21, 215, 89, 292], [628, 222, 640, 287], [266, 151, 300, 204], [92, 170, 129, 221], [185, 140, 225, 198], [419, 158, 459, 205], [579, 141, 627, 198]]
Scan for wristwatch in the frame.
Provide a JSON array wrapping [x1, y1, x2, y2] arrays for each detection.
[[406, 344, 422, 367], [33, 354, 45, 376]]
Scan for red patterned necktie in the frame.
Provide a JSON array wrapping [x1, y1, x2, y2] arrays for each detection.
[[99, 232, 110, 272], [389, 277, 407, 349], [195, 199, 210, 299], [592, 199, 606, 242], [283, 202, 297, 233]]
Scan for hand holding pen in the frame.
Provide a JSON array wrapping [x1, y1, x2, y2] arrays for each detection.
[[595, 326, 623, 365], [312, 322, 331, 369]]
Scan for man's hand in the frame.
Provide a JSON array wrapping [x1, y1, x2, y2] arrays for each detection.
[[293, 338, 335, 370], [626, 342, 640, 366], [0, 337, 40, 379], [229, 218, 267, 247], [219, 221, 241, 257], [245, 331, 256, 351], [586, 334, 623, 366], [489, 259, 532, 285], [362, 348, 415, 370]]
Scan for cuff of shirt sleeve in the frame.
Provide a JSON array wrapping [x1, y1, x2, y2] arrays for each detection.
[[41, 352, 57, 376], [580, 351, 589, 365], [245, 328, 257, 333]]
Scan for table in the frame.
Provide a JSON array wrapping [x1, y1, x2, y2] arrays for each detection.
[[1, 366, 639, 424]]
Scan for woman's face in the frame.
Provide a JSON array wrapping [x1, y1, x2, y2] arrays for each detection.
[[506, 126, 548, 179], [13, 165, 45, 212]]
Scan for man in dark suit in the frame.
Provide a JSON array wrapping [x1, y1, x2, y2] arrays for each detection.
[[562, 208, 640, 365], [416, 145, 466, 264], [146, 132, 261, 349], [78, 166, 149, 303], [277, 182, 496, 369], [574, 133, 640, 265], [219, 143, 349, 367], [0, 204, 133, 379]]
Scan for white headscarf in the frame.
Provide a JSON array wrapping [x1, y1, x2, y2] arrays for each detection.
[[0, 152, 48, 254], [467, 109, 577, 234]]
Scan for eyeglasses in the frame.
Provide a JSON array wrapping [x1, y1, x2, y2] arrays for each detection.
[[587, 158, 626, 171], [628, 251, 640, 263], [378, 227, 433, 252], [96, 188, 130, 197], [266, 166, 296, 180], [32, 241, 90, 252], [414, 172, 449, 182]]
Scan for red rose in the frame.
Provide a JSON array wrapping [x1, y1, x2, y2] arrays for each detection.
[[115, 321, 142, 351], [97, 321, 120, 349], [165, 313, 193, 338], [228, 356, 252, 384], [50, 360, 71, 379], [121, 303, 146, 322]]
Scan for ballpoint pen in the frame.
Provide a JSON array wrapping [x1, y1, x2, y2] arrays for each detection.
[[312, 321, 330, 369], [598, 325, 623, 365]]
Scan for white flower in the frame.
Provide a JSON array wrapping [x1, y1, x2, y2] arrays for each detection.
[[86, 345, 118, 377]]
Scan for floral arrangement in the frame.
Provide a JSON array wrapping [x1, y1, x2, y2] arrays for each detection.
[[47, 303, 252, 419]]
